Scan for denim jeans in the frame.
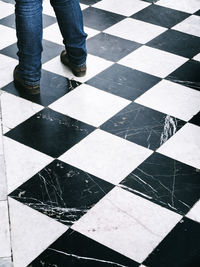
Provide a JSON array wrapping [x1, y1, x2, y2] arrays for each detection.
[[15, 0, 87, 85]]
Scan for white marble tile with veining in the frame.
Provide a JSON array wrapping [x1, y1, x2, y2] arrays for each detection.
[[172, 15, 200, 38], [0, 201, 11, 258]]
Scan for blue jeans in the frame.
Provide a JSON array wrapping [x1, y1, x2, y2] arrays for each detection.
[[15, 0, 87, 85]]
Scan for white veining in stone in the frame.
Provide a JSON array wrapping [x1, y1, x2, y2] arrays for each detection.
[[72, 187, 181, 263], [135, 80, 200, 121], [59, 129, 153, 184], [9, 197, 68, 267], [0, 201, 11, 258]]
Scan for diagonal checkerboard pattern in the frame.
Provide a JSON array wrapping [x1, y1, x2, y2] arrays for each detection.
[[0, 0, 200, 266]]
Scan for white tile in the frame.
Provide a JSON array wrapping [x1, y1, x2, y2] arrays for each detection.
[[0, 25, 17, 50], [3, 137, 53, 194], [172, 15, 200, 38], [1, 92, 43, 131], [72, 187, 181, 263], [0, 155, 7, 201], [43, 0, 56, 17], [0, 55, 17, 88], [93, 0, 150, 16], [135, 80, 200, 121], [50, 84, 131, 127], [43, 54, 113, 82], [157, 123, 200, 169], [59, 129, 153, 184], [85, 27, 100, 39], [2, 126, 10, 135], [80, 3, 88, 10], [193, 53, 200, 62], [156, 0, 200, 13], [0, 1, 14, 19], [0, 257, 12, 267], [186, 200, 200, 223], [104, 18, 167, 44], [9, 197, 68, 267], [43, 23, 63, 45], [119, 46, 188, 78], [0, 201, 11, 258]]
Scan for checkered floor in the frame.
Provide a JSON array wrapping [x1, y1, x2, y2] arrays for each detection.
[[0, 0, 200, 266]]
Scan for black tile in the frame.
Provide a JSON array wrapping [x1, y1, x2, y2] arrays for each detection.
[[1, 69, 81, 106], [100, 102, 186, 150], [166, 60, 200, 91], [195, 10, 200, 16], [5, 108, 95, 158], [120, 152, 200, 215], [0, 39, 64, 63], [86, 63, 161, 100], [132, 5, 189, 28], [147, 30, 200, 58], [10, 159, 114, 226], [142, 0, 159, 2], [83, 7, 125, 31], [144, 217, 200, 267], [0, 13, 56, 29], [87, 32, 141, 62], [189, 112, 200, 127], [29, 229, 139, 267]]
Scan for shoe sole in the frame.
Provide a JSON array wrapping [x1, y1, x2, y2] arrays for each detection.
[[14, 79, 40, 95]]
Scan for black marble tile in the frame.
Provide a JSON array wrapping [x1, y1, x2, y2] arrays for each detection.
[[5, 108, 95, 157], [195, 10, 200, 16], [132, 5, 189, 28], [0, 39, 64, 63], [1, 69, 81, 106], [29, 229, 139, 267], [87, 32, 141, 62], [147, 30, 200, 58], [100, 102, 186, 150], [142, 0, 159, 2], [144, 217, 200, 267], [0, 13, 56, 29], [120, 152, 200, 215], [86, 63, 161, 101], [9, 160, 114, 226], [166, 60, 200, 91], [189, 112, 200, 127], [82, 7, 125, 31]]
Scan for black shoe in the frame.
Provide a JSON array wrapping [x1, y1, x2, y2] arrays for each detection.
[[60, 50, 87, 77], [13, 66, 40, 95]]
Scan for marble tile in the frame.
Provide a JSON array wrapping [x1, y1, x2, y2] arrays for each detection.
[[59, 129, 153, 184], [1, 92, 43, 130], [29, 229, 139, 267], [93, 0, 150, 16], [84, 27, 100, 39], [144, 217, 200, 267], [156, 0, 200, 14], [43, 54, 113, 83], [82, 7, 125, 31], [120, 152, 200, 215], [3, 136, 53, 194], [5, 108, 95, 158], [87, 63, 161, 101], [43, 0, 56, 17], [49, 84, 130, 127], [131, 5, 190, 28], [0, 257, 12, 267], [79, 0, 101, 4], [166, 59, 200, 91], [193, 52, 200, 61], [0, 201, 11, 257], [9, 159, 114, 226], [0, 54, 17, 88], [172, 15, 200, 38], [72, 187, 181, 263], [135, 80, 200, 121], [100, 102, 186, 150], [9, 197, 68, 267], [119, 46, 188, 78], [186, 200, 200, 223], [0, 155, 7, 200], [2, 69, 81, 107], [189, 112, 200, 127], [0, 1, 14, 19], [104, 18, 167, 44], [87, 32, 141, 62], [147, 29, 200, 58], [157, 123, 200, 169], [0, 25, 16, 49]]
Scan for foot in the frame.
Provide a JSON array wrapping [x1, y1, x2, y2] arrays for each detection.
[[60, 50, 86, 77], [13, 66, 40, 95]]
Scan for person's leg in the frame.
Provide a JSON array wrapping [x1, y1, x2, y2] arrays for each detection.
[[15, 0, 43, 87], [50, 0, 87, 68]]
